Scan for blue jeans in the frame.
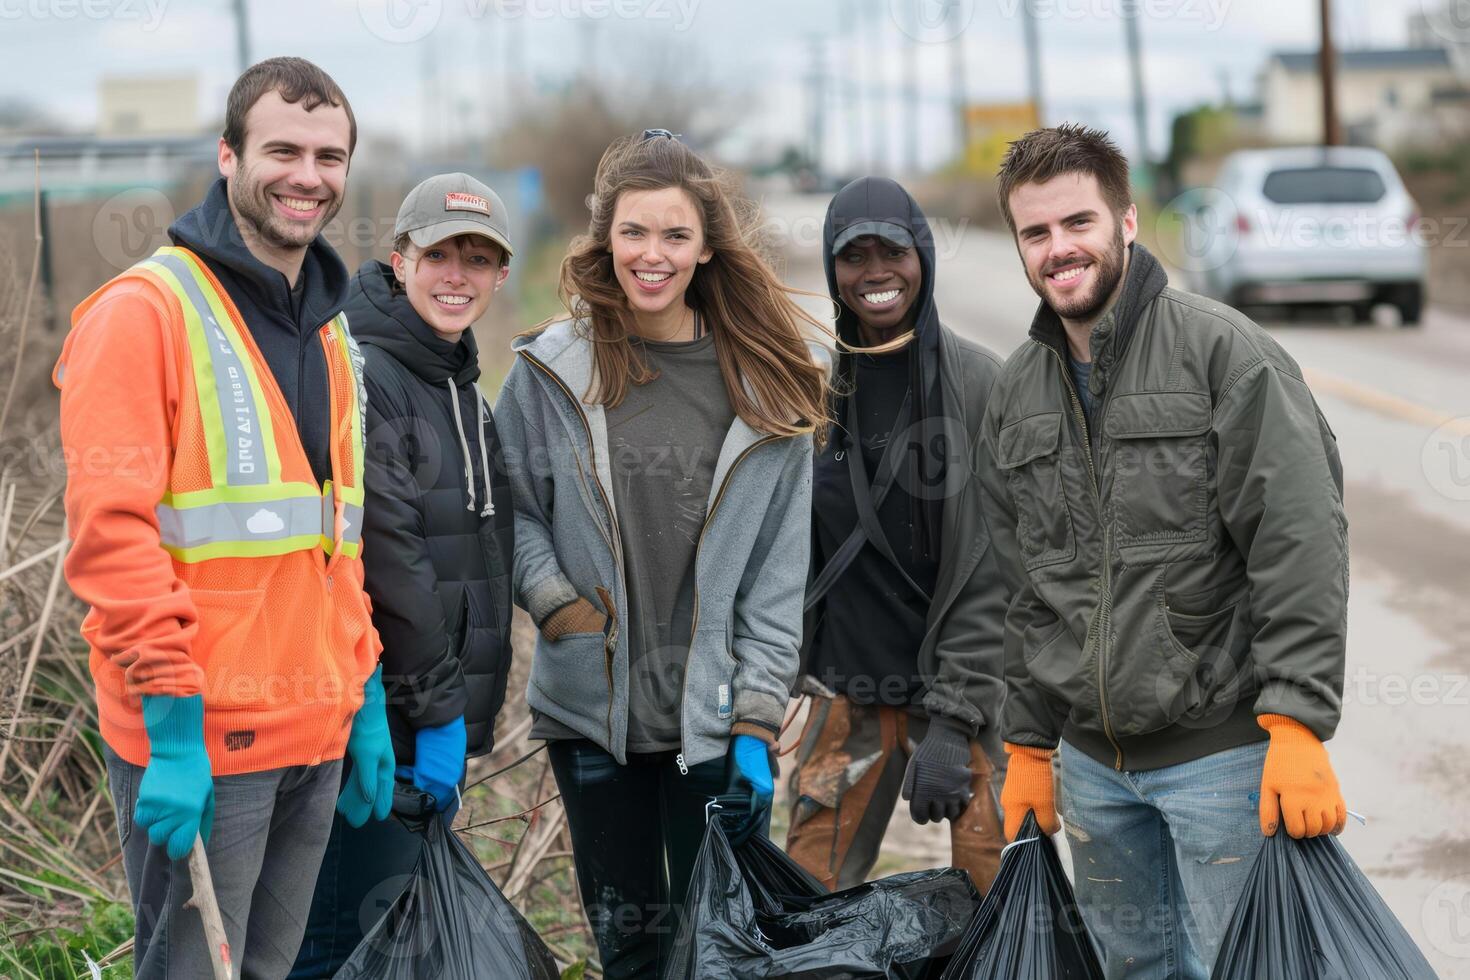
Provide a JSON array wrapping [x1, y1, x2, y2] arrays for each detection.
[[1057, 739, 1268, 979]]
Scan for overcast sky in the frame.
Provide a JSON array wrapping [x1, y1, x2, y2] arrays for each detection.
[[0, 0, 1446, 166]]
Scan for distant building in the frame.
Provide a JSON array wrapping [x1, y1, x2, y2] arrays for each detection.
[[98, 76, 199, 138], [1260, 48, 1463, 148]]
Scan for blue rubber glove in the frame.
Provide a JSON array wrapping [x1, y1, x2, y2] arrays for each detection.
[[134, 694, 214, 861], [732, 734, 774, 806], [337, 666, 395, 827], [407, 715, 466, 812]]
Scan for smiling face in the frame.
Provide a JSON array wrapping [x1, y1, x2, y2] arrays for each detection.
[[392, 234, 508, 342], [1009, 171, 1137, 327], [218, 89, 351, 255], [609, 185, 712, 332], [833, 236, 923, 345]]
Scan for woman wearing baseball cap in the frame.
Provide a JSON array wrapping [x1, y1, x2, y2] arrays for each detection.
[[291, 173, 517, 975], [494, 132, 829, 977]]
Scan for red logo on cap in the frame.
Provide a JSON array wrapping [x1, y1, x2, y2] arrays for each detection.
[[444, 192, 491, 215]]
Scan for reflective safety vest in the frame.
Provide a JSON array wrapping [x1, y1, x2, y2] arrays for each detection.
[[132, 246, 366, 564], [58, 244, 381, 775]]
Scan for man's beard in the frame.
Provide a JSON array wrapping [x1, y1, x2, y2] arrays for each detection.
[[1029, 225, 1127, 321], [229, 163, 340, 251]]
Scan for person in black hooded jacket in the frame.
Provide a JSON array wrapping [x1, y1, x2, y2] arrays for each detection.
[[788, 177, 1009, 893], [290, 173, 516, 976]]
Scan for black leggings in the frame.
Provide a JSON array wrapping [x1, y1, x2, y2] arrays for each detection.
[[548, 739, 767, 979]]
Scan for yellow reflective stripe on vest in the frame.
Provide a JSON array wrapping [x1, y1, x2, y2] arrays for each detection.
[[137, 247, 284, 487], [327, 313, 367, 494]]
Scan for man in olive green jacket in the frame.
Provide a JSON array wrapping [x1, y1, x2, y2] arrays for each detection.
[[979, 125, 1350, 979]]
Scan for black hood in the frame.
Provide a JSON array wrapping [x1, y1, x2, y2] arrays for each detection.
[[169, 177, 349, 331], [821, 177, 944, 563], [822, 177, 941, 380], [344, 260, 481, 386]]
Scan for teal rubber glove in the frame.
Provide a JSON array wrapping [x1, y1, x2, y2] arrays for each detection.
[[337, 666, 395, 827], [406, 715, 466, 812], [135, 694, 214, 861], [732, 734, 774, 806]]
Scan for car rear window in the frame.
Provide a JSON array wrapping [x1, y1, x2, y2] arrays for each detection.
[[1261, 167, 1387, 204]]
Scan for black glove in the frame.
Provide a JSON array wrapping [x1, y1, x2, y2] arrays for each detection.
[[901, 714, 975, 824]]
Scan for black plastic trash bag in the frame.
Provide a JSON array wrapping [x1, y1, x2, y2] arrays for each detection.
[[1211, 829, 1436, 979], [336, 785, 559, 979], [665, 807, 980, 979], [940, 811, 1103, 979]]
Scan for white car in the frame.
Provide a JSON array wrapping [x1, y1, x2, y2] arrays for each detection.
[[1182, 146, 1426, 325]]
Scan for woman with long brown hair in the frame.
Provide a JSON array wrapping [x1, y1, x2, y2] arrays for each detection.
[[495, 130, 828, 977]]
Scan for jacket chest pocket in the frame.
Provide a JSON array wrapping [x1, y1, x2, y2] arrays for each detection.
[[996, 412, 1076, 570], [1104, 391, 1212, 552]]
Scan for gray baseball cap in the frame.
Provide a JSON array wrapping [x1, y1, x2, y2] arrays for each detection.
[[831, 219, 914, 256], [394, 172, 514, 257]]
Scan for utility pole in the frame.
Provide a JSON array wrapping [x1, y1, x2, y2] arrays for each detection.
[[950, 2, 970, 167], [232, 0, 250, 74], [805, 35, 828, 181], [1319, 0, 1341, 145], [1122, 0, 1152, 190], [867, 0, 889, 175], [902, 32, 919, 174], [845, 16, 864, 177], [1021, 0, 1045, 126]]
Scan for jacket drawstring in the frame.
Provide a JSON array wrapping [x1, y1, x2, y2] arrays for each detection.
[[474, 393, 495, 518], [447, 378, 477, 513]]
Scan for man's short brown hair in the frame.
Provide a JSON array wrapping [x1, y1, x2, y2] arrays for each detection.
[[996, 124, 1131, 231], [223, 57, 357, 158]]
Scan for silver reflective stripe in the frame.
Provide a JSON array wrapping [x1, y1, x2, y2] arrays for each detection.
[[343, 502, 364, 545], [157, 495, 323, 549], [319, 497, 365, 547], [150, 252, 268, 487]]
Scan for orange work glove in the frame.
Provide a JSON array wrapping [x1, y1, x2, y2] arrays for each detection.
[[1257, 714, 1346, 838], [999, 743, 1060, 841]]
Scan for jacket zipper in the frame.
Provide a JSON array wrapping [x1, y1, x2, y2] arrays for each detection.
[[674, 433, 781, 776], [517, 350, 626, 743], [1043, 344, 1124, 770]]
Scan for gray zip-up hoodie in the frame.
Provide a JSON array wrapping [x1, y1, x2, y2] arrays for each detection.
[[494, 318, 816, 768]]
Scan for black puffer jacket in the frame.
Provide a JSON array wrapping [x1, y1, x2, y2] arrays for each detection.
[[345, 260, 515, 764]]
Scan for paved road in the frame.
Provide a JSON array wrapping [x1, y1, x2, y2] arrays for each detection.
[[761, 192, 1470, 977]]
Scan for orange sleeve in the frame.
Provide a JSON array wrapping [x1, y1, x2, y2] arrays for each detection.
[[57, 283, 203, 697]]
